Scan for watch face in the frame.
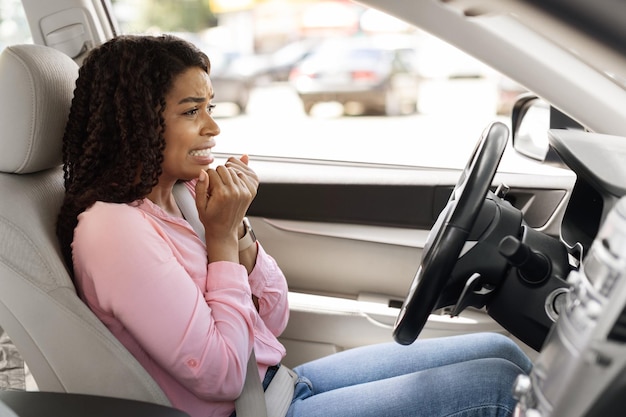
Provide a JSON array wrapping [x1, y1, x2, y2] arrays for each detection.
[[243, 217, 257, 242]]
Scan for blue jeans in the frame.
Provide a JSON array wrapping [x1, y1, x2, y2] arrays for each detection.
[[286, 332, 532, 417]]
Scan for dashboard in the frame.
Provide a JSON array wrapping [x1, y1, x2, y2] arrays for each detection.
[[548, 129, 626, 255], [510, 127, 626, 416]]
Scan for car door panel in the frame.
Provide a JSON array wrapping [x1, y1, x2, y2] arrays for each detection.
[[241, 157, 574, 364], [249, 218, 422, 299]]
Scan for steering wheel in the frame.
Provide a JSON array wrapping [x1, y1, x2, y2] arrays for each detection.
[[393, 122, 509, 345]]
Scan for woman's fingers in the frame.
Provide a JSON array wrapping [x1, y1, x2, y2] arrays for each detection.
[[214, 164, 236, 186], [235, 169, 258, 197], [225, 156, 255, 176], [195, 162, 257, 243], [201, 166, 254, 210], [194, 169, 209, 211], [225, 156, 259, 192], [195, 158, 257, 221]]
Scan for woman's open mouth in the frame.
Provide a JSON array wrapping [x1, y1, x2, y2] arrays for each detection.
[[189, 148, 213, 164]]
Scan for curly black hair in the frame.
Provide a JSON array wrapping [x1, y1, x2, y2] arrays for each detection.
[[56, 34, 210, 272]]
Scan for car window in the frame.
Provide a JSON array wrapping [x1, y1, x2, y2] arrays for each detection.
[[109, 1, 542, 172], [0, 0, 31, 53]]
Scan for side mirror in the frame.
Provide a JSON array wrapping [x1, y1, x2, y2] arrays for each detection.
[[511, 93, 550, 161], [511, 93, 585, 163]]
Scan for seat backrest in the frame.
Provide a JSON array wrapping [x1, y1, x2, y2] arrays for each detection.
[[0, 44, 169, 405]]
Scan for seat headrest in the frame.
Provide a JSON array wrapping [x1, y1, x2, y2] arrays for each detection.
[[0, 44, 78, 174]]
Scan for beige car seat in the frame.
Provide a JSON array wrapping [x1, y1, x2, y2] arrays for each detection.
[[0, 44, 169, 405]]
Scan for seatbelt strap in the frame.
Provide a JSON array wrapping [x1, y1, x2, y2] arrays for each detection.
[[265, 365, 297, 417], [235, 349, 268, 417], [172, 182, 206, 244], [172, 182, 269, 416], [235, 353, 297, 417]]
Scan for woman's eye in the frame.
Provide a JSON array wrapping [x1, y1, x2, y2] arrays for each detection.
[[207, 104, 216, 114], [184, 108, 199, 116]]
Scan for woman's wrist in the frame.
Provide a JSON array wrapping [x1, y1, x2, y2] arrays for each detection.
[[238, 218, 258, 274], [238, 217, 256, 252]]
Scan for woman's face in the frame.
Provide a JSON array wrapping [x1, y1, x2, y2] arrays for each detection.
[[160, 66, 220, 183]]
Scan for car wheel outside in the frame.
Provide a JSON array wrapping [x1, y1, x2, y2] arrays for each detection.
[[303, 100, 315, 115], [384, 87, 402, 116], [236, 102, 248, 114], [236, 87, 250, 114], [406, 99, 418, 114]]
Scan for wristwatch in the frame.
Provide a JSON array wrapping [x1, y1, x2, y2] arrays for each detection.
[[238, 217, 257, 252]]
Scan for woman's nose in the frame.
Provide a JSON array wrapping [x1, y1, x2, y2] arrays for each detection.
[[201, 112, 220, 136]]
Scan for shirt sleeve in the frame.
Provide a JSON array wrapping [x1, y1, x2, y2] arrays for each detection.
[[248, 243, 290, 337], [72, 202, 257, 401]]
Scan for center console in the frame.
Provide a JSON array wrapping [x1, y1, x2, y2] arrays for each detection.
[[513, 196, 626, 416]]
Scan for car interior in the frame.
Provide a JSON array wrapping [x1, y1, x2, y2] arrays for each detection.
[[1, 0, 626, 416]]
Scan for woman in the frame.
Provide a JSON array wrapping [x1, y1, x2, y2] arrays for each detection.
[[57, 35, 531, 417]]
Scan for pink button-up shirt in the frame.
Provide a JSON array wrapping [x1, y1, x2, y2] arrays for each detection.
[[72, 186, 288, 417]]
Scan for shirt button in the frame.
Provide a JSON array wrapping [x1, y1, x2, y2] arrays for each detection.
[[187, 359, 198, 368]]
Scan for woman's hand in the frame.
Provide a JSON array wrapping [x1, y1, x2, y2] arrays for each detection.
[[225, 154, 259, 192], [194, 155, 258, 263]]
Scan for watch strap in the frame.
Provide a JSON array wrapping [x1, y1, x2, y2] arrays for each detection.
[[238, 217, 257, 252]]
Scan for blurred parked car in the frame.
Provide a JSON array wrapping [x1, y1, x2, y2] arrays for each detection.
[[206, 47, 252, 114], [288, 36, 421, 116], [250, 38, 323, 84]]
